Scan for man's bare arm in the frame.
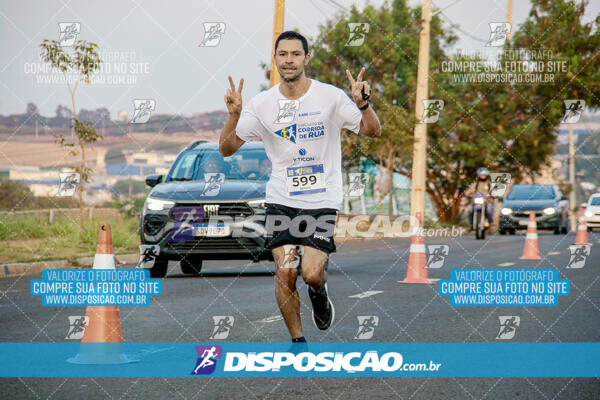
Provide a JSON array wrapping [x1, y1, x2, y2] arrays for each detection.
[[219, 76, 246, 157], [219, 113, 245, 157], [357, 103, 381, 137]]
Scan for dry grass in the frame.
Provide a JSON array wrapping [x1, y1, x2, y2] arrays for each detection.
[[0, 132, 218, 167], [0, 215, 139, 263]]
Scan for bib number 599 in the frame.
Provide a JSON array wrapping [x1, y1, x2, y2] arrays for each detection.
[[292, 175, 317, 187]]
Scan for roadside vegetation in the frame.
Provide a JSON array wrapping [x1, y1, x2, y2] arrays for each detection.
[[0, 181, 140, 263]]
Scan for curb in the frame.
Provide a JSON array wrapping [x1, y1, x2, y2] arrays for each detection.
[[0, 253, 140, 279]]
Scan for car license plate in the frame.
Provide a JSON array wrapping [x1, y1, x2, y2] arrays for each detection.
[[194, 223, 230, 237], [518, 219, 529, 226]]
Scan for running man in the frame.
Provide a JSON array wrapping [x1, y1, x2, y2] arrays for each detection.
[[219, 31, 381, 343]]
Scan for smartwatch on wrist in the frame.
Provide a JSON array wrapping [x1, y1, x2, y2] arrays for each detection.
[[359, 102, 369, 111]]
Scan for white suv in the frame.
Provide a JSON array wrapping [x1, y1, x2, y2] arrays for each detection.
[[585, 193, 600, 231]]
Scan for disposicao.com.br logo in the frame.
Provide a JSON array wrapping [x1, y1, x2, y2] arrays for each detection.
[[192, 346, 441, 375]]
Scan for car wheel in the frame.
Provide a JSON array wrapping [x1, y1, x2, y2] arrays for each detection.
[[554, 226, 560, 234], [561, 225, 568, 234], [499, 228, 506, 235], [149, 257, 169, 278], [509, 229, 516, 235], [181, 255, 203, 274], [588, 227, 593, 232]]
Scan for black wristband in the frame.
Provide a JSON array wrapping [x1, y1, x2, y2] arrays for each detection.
[[358, 102, 369, 111], [361, 85, 370, 100]]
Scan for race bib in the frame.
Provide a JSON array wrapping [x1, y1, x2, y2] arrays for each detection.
[[286, 164, 326, 196]]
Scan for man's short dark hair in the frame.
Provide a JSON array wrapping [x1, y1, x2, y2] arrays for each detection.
[[274, 31, 309, 55]]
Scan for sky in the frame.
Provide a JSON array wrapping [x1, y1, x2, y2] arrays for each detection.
[[0, 0, 598, 119]]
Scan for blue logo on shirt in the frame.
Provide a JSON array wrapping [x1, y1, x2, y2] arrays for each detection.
[[274, 124, 297, 143]]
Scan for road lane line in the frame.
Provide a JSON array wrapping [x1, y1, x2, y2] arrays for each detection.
[[255, 315, 284, 323], [348, 290, 384, 299], [498, 262, 515, 267]]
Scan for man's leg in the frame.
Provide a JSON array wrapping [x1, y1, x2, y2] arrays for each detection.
[[486, 203, 494, 224], [301, 246, 328, 291], [468, 206, 474, 228], [272, 245, 303, 339], [302, 246, 334, 330]]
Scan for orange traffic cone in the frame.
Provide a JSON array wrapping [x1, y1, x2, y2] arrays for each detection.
[[520, 212, 541, 260], [399, 212, 433, 284], [68, 223, 136, 364], [574, 209, 590, 246]]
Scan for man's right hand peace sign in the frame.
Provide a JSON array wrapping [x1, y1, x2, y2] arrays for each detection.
[[224, 76, 244, 116], [346, 68, 370, 107]]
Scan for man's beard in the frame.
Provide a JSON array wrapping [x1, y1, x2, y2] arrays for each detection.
[[278, 66, 303, 82]]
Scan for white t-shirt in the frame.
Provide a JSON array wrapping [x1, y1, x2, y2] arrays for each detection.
[[235, 79, 362, 210]]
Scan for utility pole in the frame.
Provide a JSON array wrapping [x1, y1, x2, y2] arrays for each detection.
[[569, 124, 576, 231], [409, 0, 431, 221], [506, 0, 512, 42], [491, 0, 513, 230], [269, 0, 285, 88]]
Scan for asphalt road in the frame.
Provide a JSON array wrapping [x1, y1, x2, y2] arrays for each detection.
[[1, 231, 599, 399]]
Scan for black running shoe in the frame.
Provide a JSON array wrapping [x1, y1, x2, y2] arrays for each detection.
[[308, 284, 335, 330]]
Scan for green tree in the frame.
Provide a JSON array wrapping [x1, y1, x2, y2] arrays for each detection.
[[26, 102, 40, 137], [54, 104, 72, 129], [0, 180, 32, 210], [0, 180, 78, 210], [430, 0, 599, 221], [282, 0, 599, 222], [40, 39, 103, 229], [113, 179, 148, 196], [301, 1, 455, 216]]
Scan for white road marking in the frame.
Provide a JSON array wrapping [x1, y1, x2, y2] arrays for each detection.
[[497, 262, 515, 267], [349, 290, 383, 299], [255, 315, 284, 323], [547, 251, 561, 256]]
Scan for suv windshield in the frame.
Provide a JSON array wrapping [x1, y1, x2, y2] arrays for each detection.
[[168, 148, 271, 181], [590, 196, 600, 206], [506, 186, 555, 200]]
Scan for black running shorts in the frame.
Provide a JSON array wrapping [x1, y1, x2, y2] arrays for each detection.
[[264, 203, 337, 254]]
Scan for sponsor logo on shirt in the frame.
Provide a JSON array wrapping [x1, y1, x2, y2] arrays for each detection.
[[297, 121, 325, 141], [314, 234, 331, 243], [298, 110, 322, 117], [274, 124, 297, 143], [293, 148, 315, 163]]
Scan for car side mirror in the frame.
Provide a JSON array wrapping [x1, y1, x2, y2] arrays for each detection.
[[145, 174, 163, 187], [561, 195, 568, 201]]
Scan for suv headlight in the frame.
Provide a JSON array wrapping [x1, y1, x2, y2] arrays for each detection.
[[145, 197, 175, 211], [474, 197, 485, 205], [543, 207, 556, 215], [247, 199, 266, 209], [585, 210, 593, 217], [501, 207, 512, 215]]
